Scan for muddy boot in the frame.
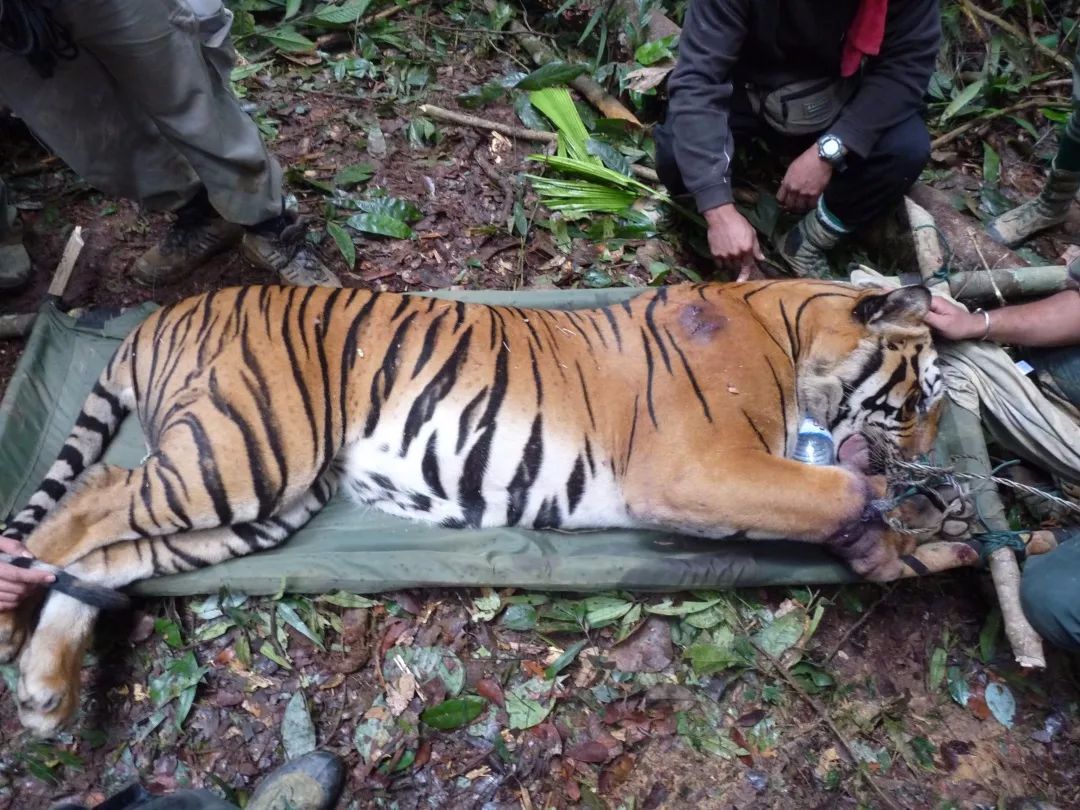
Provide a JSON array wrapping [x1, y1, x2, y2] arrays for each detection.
[[242, 209, 340, 287], [777, 207, 845, 278], [0, 182, 31, 291], [986, 161, 1080, 248], [245, 751, 344, 810], [132, 191, 243, 286]]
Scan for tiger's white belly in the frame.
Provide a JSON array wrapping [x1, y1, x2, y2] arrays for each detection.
[[340, 408, 633, 531]]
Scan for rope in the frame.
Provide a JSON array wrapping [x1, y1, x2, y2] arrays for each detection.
[[912, 222, 954, 282], [975, 530, 1028, 563]]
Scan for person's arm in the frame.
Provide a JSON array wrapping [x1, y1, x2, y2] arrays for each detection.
[[665, 0, 751, 212], [0, 537, 55, 610], [828, 0, 941, 159], [924, 292, 1080, 348]]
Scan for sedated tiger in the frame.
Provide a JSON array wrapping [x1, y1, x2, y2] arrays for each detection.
[[0, 279, 976, 735]]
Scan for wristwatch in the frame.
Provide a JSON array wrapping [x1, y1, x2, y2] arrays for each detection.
[[817, 134, 847, 171]]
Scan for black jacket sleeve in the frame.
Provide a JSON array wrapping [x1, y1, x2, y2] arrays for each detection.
[[829, 0, 941, 158], [664, 0, 750, 213]]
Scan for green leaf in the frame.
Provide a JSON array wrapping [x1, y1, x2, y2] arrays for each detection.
[[353, 697, 395, 764], [982, 141, 1000, 187], [263, 26, 317, 53], [585, 138, 632, 177], [753, 612, 804, 659], [685, 626, 740, 676], [946, 665, 969, 706], [501, 604, 538, 631], [940, 79, 985, 122], [928, 646, 947, 691], [333, 162, 375, 188], [634, 35, 678, 66], [978, 608, 1001, 663], [259, 641, 293, 669], [284, 0, 302, 20], [282, 691, 318, 759], [231, 61, 272, 83], [985, 682, 1015, 728], [545, 639, 588, 680], [278, 602, 325, 650], [318, 591, 379, 608], [515, 62, 589, 91], [470, 590, 502, 622], [458, 81, 509, 109], [345, 213, 414, 239], [506, 677, 556, 729], [583, 595, 634, 628], [646, 597, 723, 617], [154, 617, 184, 649], [407, 117, 437, 148], [386, 647, 466, 696], [420, 696, 487, 730], [193, 620, 234, 643], [357, 196, 423, 222], [326, 221, 356, 269], [313, 0, 372, 25], [514, 93, 549, 130]]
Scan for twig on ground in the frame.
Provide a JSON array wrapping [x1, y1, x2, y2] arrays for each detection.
[[822, 585, 897, 664], [960, 0, 1073, 71], [932, 97, 1070, 149], [418, 104, 661, 182], [371, 0, 426, 21], [750, 639, 903, 810]]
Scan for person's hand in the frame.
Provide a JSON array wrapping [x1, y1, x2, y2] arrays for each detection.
[[704, 204, 764, 280], [777, 144, 834, 212], [0, 537, 54, 611], [923, 296, 986, 341]]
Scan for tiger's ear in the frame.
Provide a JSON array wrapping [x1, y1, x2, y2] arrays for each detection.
[[852, 286, 931, 328]]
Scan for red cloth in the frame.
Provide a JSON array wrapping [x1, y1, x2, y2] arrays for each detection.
[[841, 0, 888, 77]]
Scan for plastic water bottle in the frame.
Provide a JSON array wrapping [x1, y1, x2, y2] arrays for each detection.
[[792, 417, 835, 466]]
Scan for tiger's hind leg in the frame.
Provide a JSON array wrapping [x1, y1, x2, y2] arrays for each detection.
[[15, 472, 338, 737]]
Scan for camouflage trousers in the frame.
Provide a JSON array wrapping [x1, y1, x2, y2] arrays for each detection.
[[0, 0, 282, 225]]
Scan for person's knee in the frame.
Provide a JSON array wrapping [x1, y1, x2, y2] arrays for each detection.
[[874, 117, 931, 179], [1020, 548, 1080, 652]]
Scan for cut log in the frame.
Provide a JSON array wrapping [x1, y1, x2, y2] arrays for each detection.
[[907, 183, 1029, 273], [947, 265, 1075, 306]]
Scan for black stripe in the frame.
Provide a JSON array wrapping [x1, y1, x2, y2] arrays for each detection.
[[452, 301, 466, 331], [296, 285, 319, 357], [389, 296, 412, 322], [564, 311, 594, 350], [57, 444, 86, 478], [765, 355, 790, 457], [600, 307, 623, 352], [741, 409, 771, 453], [584, 436, 596, 475], [459, 344, 510, 527], [41, 478, 67, 502], [534, 497, 562, 529], [280, 290, 321, 461], [566, 455, 586, 514], [422, 432, 447, 499], [663, 326, 712, 423], [506, 415, 544, 525], [400, 326, 473, 455], [179, 414, 233, 525], [240, 341, 289, 504], [644, 295, 673, 374], [529, 343, 544, 407], [91, 381, 125, 423], [456, 387, 488, 454], [585, 313, 609, 349], [363, 310, 418, 438], [313, 288, 344, 480], [208, 370, 275, 520], [75, 411, 111, 439], [575, 361, 596, 429], [640, 328, 659, 429], [411, 310, 448, 379], [625, 394, 640, 472], [156, 464, 192, 530]]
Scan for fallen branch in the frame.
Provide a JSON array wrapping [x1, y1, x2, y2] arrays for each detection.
[[935, 403, 1046, 668], [418, 104, 660, 182], [931, 97, 1069, 150], [960, 0, 1073, 72], [371, 0, 426, 21], [750, 639, 903, 810]]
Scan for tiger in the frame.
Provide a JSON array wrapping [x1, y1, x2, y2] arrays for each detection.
[[0, 278, 972, 736]]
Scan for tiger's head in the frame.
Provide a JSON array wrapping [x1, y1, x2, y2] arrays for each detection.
[[798, 285, 944, 467]]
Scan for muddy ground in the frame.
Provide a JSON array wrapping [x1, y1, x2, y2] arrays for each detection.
[[1, 2, 1079, 808]]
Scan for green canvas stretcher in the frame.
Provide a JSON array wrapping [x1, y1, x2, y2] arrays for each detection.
[[0, 290, 856, 597]]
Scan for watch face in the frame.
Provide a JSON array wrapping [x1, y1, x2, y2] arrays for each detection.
[[820, 137, 841, 159]]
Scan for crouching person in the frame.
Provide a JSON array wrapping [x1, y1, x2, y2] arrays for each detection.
[[655, 0, 939, 279]]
